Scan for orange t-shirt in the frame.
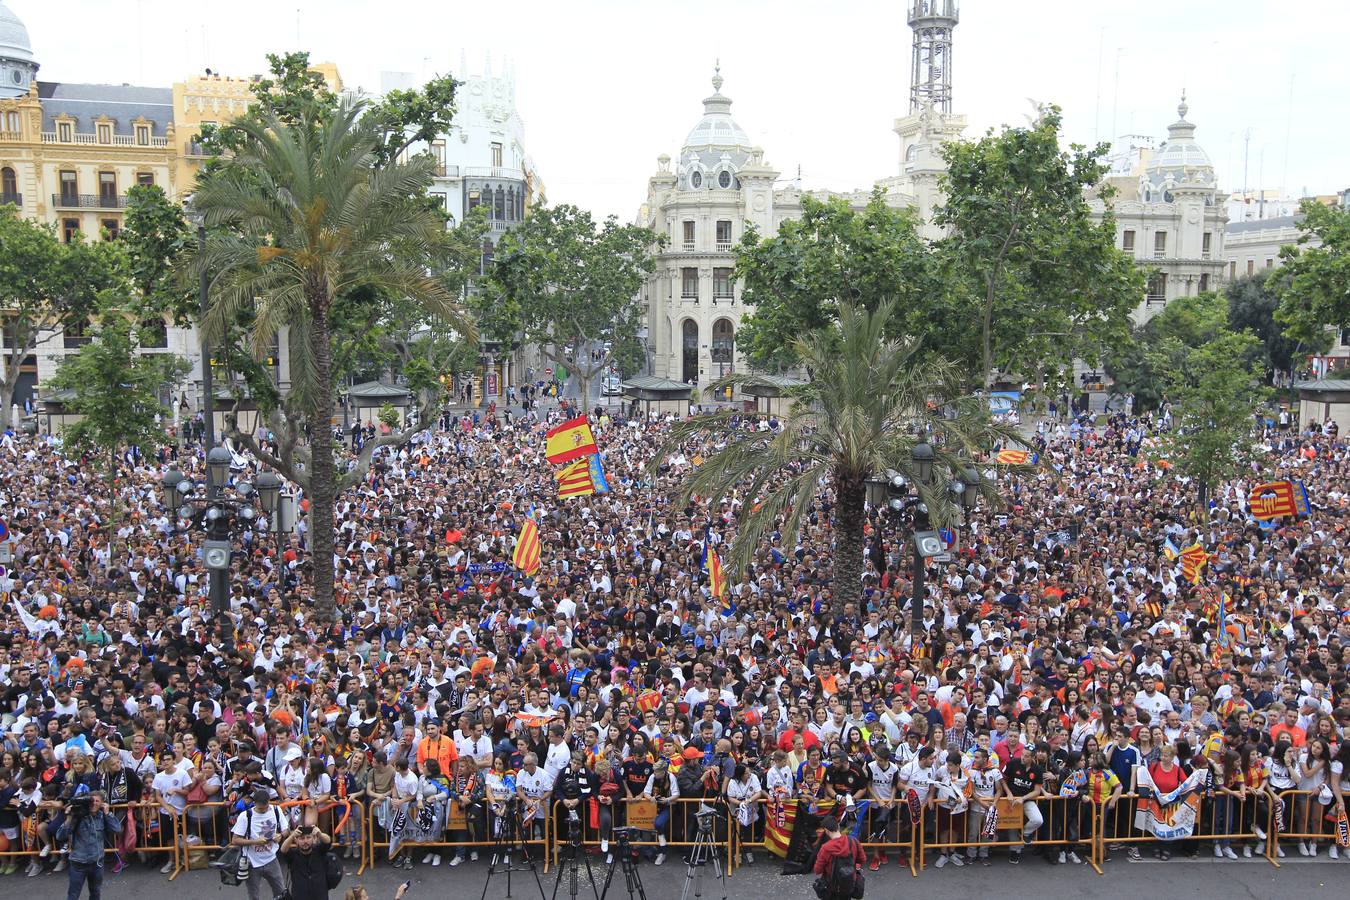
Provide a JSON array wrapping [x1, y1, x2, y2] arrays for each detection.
[[417, 735, 459, 774]]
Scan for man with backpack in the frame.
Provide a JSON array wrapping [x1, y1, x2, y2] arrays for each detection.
[[230, 786, 288, 900], [812, 814, 865, 900], [280, 822, 341, 900]]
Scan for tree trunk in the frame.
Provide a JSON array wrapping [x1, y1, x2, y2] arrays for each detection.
[[0, 378, 14, 429], [308, 306, 338, 625], [833, 473, 866, 619]]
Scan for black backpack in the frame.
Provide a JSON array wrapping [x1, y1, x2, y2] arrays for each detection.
[[324, 849, 344, 890], [829, 838, 864, 899]]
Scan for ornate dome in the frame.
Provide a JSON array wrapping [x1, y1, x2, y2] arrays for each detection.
[[0, 2, 34, 63], [0, 1, 37, 99], [682, 68, 752, 151], [1145, 93, 1214, 188]]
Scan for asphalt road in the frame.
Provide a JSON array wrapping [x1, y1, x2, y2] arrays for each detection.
[[22, 852, 1350, 900]]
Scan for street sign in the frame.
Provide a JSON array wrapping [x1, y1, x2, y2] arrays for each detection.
[[0, 565, 6, 578], [0, 520, 8, 542], [545, 367, 554, 378]]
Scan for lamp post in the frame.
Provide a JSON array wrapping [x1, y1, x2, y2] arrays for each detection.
[[868, 443, 981, 661], [161, 451, 256, 650], [255, 470, 283, 579]]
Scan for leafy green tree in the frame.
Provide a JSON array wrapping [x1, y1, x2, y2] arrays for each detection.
[[199, 51, 337, 155], [480, 204, 659, 409], [193, 98, 474, 624], [1275, 200, 1350, 347], [122, 184, 195, 327], [0, 211, 124, 427], [1147, 293, 1268, 511], [935, 106, 1143, 392], [660, 300, 1013, 620], [1107, 292, 1229, 411], [1225, 270, 1310, 380], [734, 189, 940, 371], [50, 298, 187, 519]]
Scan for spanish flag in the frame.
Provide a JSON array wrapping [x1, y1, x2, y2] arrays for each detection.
[[545, 415, 599, 464], [556, 454, 610, 499], [512, 514, 541, 576], [996, 448, 1039, 465]]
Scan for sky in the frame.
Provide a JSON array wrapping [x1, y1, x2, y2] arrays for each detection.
[[13, 0, 1349, 220]]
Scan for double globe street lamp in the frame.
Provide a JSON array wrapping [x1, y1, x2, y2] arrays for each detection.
[[161, 447, 285, 649], [866, 442, 984, 659]]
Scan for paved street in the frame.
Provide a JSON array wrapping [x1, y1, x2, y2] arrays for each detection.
[[23, 854, 1350, 900]]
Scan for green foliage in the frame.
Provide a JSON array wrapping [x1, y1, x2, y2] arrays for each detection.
[[366, 74, 460, 167], [199, 51, 337, 155], [935, 106, 1143, 391], [377, 402, 400, 430], [50, 299, 187, 508], [480, 204, 659, 407], [1146, 293, 1269, 507], [192, 94, 475, 623], [1275, 200, 1350, 346], [734, 189, 940, 371], [659, 301, 1016, 618], [1225, 270, 1312, 378], [122, 184, 195, 326], [0, 211, 130, 426], [1106, 292, 1228, 411]]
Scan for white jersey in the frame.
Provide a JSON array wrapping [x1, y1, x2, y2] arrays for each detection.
[[516, 767, 554, 802], [898, 757, 933, 804], [867, 761, 899, 801]]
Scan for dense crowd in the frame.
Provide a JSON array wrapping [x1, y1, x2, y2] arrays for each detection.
[[0, 393, 1348, 893]]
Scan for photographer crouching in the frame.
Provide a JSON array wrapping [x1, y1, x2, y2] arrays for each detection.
[[56, 787, 122, 900]]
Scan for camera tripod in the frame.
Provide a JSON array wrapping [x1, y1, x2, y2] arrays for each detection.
[[551, 811, 600, 900], [480, 799, 546, 900], [679, 818, 727, 900], [599, 829, 647, 900]]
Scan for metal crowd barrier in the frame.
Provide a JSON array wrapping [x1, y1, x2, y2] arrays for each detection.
[[1095, 790, 1276, 868], [0, 802, 177, 875], [920, 794, 1102, 875], [176, 798, 365, 876], [366, 796, 551, 873], [733, 796, 920, 876], [1270, 789, 1342, 861], [549, 796, 728, 868]]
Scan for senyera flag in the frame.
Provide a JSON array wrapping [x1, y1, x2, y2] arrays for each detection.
[[996, 448, 1039, 465], [512, 513, 541, 576], [556, 454, 610, 499], [545, 415, 598, 464]]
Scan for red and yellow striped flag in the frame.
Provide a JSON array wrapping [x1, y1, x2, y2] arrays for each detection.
[[512, 515, 541, 576]]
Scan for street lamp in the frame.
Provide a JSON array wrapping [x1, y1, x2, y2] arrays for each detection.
[[869, 445, 980, 662], [255, 470, 284, 576], [161, 460, 256, 650]]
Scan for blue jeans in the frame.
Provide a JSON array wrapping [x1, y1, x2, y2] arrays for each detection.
[[66, 860, 103, 900]]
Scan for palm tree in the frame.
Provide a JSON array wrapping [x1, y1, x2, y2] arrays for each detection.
[[193, 99, 474, 623], [663, 300, 1015, 620]]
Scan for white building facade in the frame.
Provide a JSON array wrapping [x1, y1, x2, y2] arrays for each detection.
[[1090, 96, 1230, 323]]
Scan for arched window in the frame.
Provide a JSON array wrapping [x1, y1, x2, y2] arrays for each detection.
[[505, 188, 515, 221], [1, 166, 16, 202], [494, 187, 505, 220], [711, 318, 734, 363], [681, 319, 699, 384]]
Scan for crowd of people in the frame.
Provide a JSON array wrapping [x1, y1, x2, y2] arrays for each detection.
[[0, 388, 1348, 897]]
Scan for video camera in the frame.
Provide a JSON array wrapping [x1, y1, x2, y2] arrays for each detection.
[[63, 784, 93, 818]]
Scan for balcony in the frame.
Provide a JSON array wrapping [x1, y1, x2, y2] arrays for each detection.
[[42, 131, 167, 148], [53, 193, 128, 210], [0, 192, 21, 206], [715, 241, 733, 253], [462, 165, 525, 181], [185, 140, 208, 157], [682, 241, 696, 252]]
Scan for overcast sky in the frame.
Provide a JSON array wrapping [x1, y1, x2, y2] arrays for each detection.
[[16, 0, 1349, 219]]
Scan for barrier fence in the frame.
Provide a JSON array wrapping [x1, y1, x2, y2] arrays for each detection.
[[919, 793, 1102, 875], [10, 790, 1349, 881], [1095, 790, 1276, 867], [550, 796, 730, 870]]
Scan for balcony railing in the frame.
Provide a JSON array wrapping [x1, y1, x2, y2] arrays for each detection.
[[1153, 249, 1167, 259], [715, 241, 733, 252], [53, 193, 128, 210], [462, 165, 525, 180], [0, 192, 21, 206], [681, 289, 699, 300], [0, 130, 21, 142], [185, 140, 208, 157], [682, 241, 696, 252], [42, 131, 167, 147]]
